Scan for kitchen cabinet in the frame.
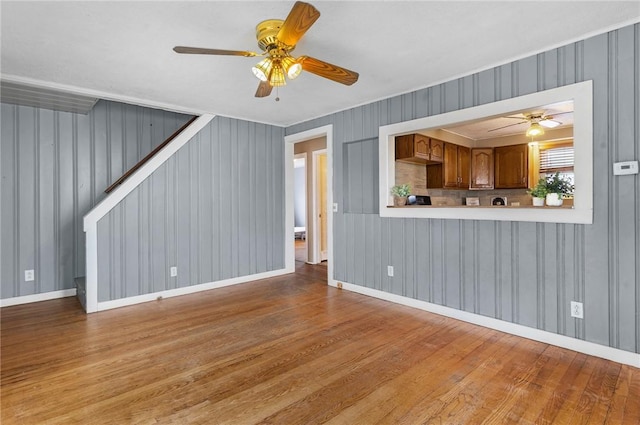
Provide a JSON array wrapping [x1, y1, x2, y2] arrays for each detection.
[[495, 144, 528, 188], [470, 148, 494, 189], [395, 134, 443, 164], [426, 143, 469, 189], [428, 138, 444, 162]]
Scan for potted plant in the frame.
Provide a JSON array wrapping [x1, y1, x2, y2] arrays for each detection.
[[527, 178, 548, 206], [390, 183, 411, 207], [543, 172, 574, 206]]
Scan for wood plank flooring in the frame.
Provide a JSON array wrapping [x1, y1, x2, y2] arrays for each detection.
[[2, 263, 638, 424]]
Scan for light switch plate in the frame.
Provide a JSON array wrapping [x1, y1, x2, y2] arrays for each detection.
[[333, 203, 338, 213], [613, 160, 638, 175], [170, 266, 177, 277]]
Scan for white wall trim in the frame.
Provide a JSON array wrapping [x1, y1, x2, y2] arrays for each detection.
[[284, 125, 334, 279], [332, 280, 640, 368], [96, 269, 290, 312], [0, 288, 77, 308], [82, 114, 214, 313]]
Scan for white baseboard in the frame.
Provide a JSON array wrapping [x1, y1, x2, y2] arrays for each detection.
[[330, 279, 640, 368], [96, 269, 292, 312], [0, 288, 77, 308]]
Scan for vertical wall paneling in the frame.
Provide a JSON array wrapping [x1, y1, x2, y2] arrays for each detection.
[[286, 22, 639, 355], [1, 105, 17, 296], [0, 101, 192, 300], [635, 24, 640, 356], [612, 25, 638, 353], [94, 117, 285, 302]]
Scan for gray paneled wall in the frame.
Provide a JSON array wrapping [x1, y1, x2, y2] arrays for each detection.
[[96, 116, 285, 302], [343, 138, 378, 214], [1, 100, 192, 299], [287, 23, 639, 354]]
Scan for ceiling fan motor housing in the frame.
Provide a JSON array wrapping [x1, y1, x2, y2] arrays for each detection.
[[256, 19, 294, 52]]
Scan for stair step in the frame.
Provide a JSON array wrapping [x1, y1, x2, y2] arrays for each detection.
[[75, 277, 86, 311]]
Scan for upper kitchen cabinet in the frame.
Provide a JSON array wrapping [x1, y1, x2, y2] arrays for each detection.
[[395, 134, 443, 164], [495, 144, 528, 189], [427, 143, 469, 189], [470, 148, 494, 189]]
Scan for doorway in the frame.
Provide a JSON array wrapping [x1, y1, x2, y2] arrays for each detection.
[[293, 154, 307, 263], [291, 137, 326, 264], [284, 125, 334, 283]]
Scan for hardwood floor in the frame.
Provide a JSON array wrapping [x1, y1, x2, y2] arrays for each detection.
[[2, 264, 638, 424], [295, 238, 306, 262]]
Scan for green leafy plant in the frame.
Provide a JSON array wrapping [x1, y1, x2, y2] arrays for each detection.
[[527, 178, 548, 198], [390, 183, 411, 197], [544, 172, 574, 197]]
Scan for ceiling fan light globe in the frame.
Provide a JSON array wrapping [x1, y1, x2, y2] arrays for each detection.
[[252, 58, 272, 82], [526, 123, 545, 137], [269, 63, 287, 87], [282, 57, 302, 80], [288, 63, 302, 79]]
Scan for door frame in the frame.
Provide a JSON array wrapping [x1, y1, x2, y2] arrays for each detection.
[[312, 149, 328, 263], [284, 125, 334, 285]]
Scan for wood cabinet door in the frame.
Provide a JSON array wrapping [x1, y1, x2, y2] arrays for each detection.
[[443, 143, 459, 188], [471, 148, 494, 189], [495, 144, 528, 188], [429, 139, 444, 163], [414, 135, 430, 159], [458, 146, 470, 188]]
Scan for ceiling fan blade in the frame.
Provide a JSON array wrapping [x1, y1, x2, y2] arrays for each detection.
[[487, 120, 528, 132], [255, 80, 273, 98], [540, 119, 562, 128], [276, 1, 321, 47], [173, 46, 258, 57], [299, 56, 359, 86]]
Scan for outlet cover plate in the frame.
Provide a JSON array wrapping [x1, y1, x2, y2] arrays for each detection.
[[170, 266, 177, 277], [570, 301, 584, 319], [387, 266, 394, 277], [24, 269, 34, 282]]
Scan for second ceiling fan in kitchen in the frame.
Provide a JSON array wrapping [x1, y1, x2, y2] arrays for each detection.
[[172, 1, 359, 99], [489, 111, 572, 137]]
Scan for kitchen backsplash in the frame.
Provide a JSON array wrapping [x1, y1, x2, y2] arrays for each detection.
[[395, 162, 574, 207]]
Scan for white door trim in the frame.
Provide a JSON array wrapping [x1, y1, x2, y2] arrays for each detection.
[[284, 125, 333, 284]]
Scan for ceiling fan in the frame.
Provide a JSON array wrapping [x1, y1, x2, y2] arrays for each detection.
[[488, 111, 571, 137], [173, 1, 359, 99]]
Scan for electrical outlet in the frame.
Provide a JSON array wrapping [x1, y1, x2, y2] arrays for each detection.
[[387, 265, 394, 277], [24, 269, 34, 282], [570, 301, 584, 319], [170, 267, 177, 277]]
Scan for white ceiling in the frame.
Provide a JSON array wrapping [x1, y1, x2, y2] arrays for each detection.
[[2, 1, 639, 127]]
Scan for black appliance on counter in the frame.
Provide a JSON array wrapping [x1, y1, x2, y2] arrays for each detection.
[[407, 195, 431, 205]]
